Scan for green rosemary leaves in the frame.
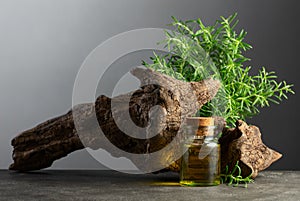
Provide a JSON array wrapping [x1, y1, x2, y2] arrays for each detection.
[[145, 13, 294, 126]]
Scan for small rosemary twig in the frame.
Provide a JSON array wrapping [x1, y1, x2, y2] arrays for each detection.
[[220, 161, 253, 188]]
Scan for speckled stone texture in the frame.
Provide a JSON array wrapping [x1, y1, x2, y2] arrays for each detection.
[[0, 170, 299, 201]]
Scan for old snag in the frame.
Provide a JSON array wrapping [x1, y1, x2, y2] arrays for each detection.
[[10, 68, 220, 172], [9, 68, 281, 178], [219, 120, 282, 178]]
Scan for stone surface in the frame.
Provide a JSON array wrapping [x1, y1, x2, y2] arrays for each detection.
[[0, 170, 299, 201]]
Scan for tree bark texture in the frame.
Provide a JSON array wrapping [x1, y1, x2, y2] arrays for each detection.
[[219, 120, 282, 178], [10, 68, 220, 172], [9, 68, 282, 178]]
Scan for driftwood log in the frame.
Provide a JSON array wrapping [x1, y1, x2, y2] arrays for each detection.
[[219, 120, 282, 178], [10, 68, 220, 172], [9, 68, 281, 178]]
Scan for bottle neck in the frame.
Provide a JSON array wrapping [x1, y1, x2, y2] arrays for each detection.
[[185, 125, 216, 137]]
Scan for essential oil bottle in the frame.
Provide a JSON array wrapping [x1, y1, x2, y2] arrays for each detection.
[[180, 117, 220, 186]]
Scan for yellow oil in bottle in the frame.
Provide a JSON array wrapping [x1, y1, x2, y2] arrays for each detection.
[[180, 117, 221, 187], [180, 138, 220, 186]]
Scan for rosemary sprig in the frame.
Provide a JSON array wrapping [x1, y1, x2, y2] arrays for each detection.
[[144, 13, 294, 127], [220, 161, 253, 188]]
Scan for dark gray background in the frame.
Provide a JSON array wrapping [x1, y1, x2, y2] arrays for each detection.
[[0, 0, 299, 170]]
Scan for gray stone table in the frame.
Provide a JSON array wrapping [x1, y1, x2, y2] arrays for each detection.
[[0, 170, 299, 201]]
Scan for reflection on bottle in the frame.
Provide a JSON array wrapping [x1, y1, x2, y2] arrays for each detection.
[[180, 117, 220, 186]]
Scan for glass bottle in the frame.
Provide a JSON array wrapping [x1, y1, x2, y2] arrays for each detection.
[[180, 117, 220, 186]]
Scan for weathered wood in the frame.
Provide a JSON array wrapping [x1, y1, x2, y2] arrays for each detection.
[[219, 120, 282, 178], [9, 68, 281, 177], [10, 68, 220, 172]]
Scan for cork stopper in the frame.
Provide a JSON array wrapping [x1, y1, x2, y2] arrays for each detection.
[[185, 117, 215, 136], [185, 117, 214, 127]]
